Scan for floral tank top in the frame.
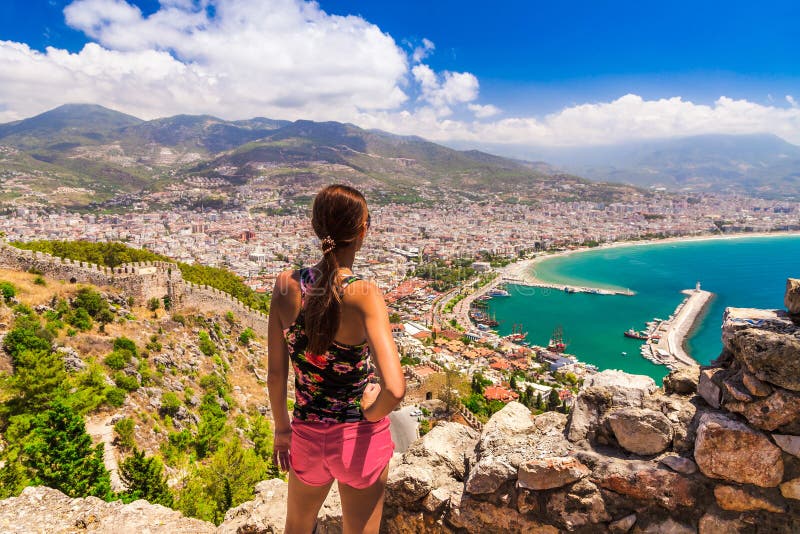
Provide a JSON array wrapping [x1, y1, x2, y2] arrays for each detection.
[[283, 267, 376, 423]]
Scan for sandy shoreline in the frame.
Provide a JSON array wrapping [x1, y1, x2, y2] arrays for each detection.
[[503, 230, 800, 290]]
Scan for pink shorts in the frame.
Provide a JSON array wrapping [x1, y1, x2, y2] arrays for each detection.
[[289, 416, 395, 489]]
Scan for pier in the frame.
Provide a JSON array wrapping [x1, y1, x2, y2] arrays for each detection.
[[502, 276, 635, 296], [641, 285, 714, 368]]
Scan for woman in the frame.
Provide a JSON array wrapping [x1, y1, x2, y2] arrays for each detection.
[[267, 184, 406, 534]]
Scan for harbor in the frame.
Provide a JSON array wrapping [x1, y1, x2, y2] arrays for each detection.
[[632, 284, 714, 369]]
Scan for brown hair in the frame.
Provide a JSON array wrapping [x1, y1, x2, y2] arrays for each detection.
[[305, 184, 369, 354]]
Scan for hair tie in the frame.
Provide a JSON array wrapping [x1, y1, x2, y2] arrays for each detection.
[[321, 235, 336, 254]]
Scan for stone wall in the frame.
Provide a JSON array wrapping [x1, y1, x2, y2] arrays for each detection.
[[0, 243, 269, 338]]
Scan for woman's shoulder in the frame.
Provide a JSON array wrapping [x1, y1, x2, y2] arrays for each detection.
[[342, 275, 383, 304], [273, 268, 304, 299]]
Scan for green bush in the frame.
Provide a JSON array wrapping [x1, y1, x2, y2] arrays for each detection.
[[160, 392, 182, 416], [119, 448, 173, 506], [33, 276, 46, 286], [238, 328, 255, 346], [113, 337, 138, 357], [114, 417, 136, 450], [106, 387, 126, 407], [0, 281, 16, 302], [198, 331, 216, 357], [103, 350, 129, 370], [66, 308, 93, 331], [114, 372, 139, 392]]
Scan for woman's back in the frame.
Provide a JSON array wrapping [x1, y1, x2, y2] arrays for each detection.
[[283, 267, 375, 423]]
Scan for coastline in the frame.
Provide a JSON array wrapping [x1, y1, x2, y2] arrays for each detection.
[[503, 230, 800, 290]]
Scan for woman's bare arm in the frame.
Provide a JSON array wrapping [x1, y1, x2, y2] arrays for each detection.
[[356, 281, 406, 421], [267, 272, 293, 469]]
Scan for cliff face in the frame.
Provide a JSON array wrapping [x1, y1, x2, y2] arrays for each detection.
[[1, 279, 799, 533]]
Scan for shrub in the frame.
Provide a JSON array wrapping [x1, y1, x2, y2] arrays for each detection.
[[238, 328, 255, 346], [161, 392, 182, 416], [171, 314, 186, 325], [119, 448, 173, 507], [114, 418, 136, 450], [103, 351, 129, 370], [72, 287, 108, 317], [66, 308, 93, 331], [198, 331, 217, 357], [33, 276, 46, 286], [114, 372, 139, 392], [113, 337, 138, 357]]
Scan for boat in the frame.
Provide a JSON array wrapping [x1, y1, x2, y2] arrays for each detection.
[[624, 328, 649, 340], [487, 288, 511, 297], [564, 287, 577, 293], [503, 323, 529, 343], [547, 325, 567, 353]]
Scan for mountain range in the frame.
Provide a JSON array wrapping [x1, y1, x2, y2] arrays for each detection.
[[0, 104, 798, 209]]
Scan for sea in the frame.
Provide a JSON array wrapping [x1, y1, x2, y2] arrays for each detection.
[[488, 234, 800, 383]]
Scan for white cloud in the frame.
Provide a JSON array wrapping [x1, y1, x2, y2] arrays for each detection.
[[412, 64, 479, 116], [0, 1, 799, 149], [355, 94, 800, 146], [1, 0, 411, 122], [468, 103, 501, 118], [411, 38, 435, 63]]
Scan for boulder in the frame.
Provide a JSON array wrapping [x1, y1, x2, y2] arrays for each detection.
[[466, 404, 570, 495], [781, 477, 800, 500], [220, 479, 342, 534], [567, 370, 657, 443], [446, 492, 558, 534], [694, 412, 784, 487], [698, 513, 747, 534], [713, 484, 786, 513], [722, 308, 800, 392], [786, 278, 800, 315], [386, 463, 434, 504], [772, 434, 800, 457], [697, 368, 723, 408], [658, 455, 697, 475], [402, 422, 478, 481], [517, 456, 590, 490], [607, 407, 673, 455], [609, 514, 637, 534], [725, 386, 800, 431], [55, 346, 87, 372], [0, 486, 215, 534], [633, 517, 695, 534], [591, 458, 696, 511], [742, 371, 772, 397], [663, 366, 699, 395], [544, 478, 610, 530]]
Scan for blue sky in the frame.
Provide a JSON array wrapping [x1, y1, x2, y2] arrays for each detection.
[[0, 0, 798, 146]]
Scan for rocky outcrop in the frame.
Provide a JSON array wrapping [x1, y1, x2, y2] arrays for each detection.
[[786, 278, 800, 315], [0, 486, 216, 533], [3, 278, 800, 533]]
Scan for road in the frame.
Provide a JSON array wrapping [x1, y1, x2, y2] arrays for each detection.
[[388, 406, 419, 453]]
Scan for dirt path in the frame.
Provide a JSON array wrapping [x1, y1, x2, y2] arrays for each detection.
[[85, 415, 125, 492]]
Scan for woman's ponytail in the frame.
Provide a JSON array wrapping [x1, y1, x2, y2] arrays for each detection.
[[304, 185, 368, 355]]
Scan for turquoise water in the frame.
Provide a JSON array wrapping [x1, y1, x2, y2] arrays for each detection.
[[488, 235, 800, 383]]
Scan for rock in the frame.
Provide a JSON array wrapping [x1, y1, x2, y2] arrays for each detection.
[[591, 458, 695, 511], [634, 517, 695, 534], [609, 514, 637, 534], [220, 478, 341, 533], [421, 479, 462, 513], [446, 491, 558, 534], [781, 477, 800, 500], [402, 422, 478, 481], [694, 412, 784, 487], [568, 370, 657, 443], [698, 368, 723, 408], [544, 478, 610, 530], [607, 407, 673, 455], [386, 463, 433, 504], [714, 484, 786, 513], [55, 346, 86, 372], [772, 434, 800, 457], [722, 379, 752, 402], [663, 366, 699, 395], [0, 486, 215, 533], [723, 310, 800, 392], [742, 371, 772, 397], [658, 455, 697, 475], [466, 403, 570, 495], [517, 456, 590, 490], [786, 278, 800, 315], [698, 513, 747, 534], [726, 387, 800, 431]]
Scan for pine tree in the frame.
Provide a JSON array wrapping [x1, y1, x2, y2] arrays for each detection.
[[119, 448, 173, 506], [23, 400, 110, 499], [535, 392, 544, 411], [509, 375, 518, 391], [547, 389, 561, 411]]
